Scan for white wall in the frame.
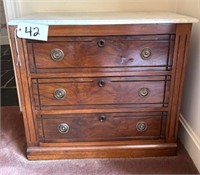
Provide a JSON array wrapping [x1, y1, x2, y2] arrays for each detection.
[[176, 0, 200, 172], [4, 0, 177, 18]]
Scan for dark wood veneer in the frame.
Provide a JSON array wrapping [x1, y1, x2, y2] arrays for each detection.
[[28, 35, 174, 72], [8, 23, 192, 160], [32, 76, 169, 108]]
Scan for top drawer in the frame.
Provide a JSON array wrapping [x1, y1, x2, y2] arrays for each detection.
[[27, 35, 174, 73]]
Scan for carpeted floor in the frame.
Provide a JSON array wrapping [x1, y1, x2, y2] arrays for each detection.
[[0, 106, 199, 175]]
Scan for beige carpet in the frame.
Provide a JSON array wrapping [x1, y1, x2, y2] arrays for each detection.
[[0, 106, 199, 175]]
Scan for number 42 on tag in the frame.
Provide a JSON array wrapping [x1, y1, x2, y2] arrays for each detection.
[[17, 23, 49, 41]]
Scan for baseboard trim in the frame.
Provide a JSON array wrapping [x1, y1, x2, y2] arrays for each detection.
[[0, 36, 9, 45], [179, 114, 200, 150], [179, 113, 200, 172]]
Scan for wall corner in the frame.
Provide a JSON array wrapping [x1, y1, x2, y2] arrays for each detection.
[[179, 114, 200, 172]]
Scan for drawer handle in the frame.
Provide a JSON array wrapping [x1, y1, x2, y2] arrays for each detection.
[[99, 115, 106, 122], [97, 39, 105, 48], [50, 48, 64, 61], [136, 121, 147, 132], [98, 80, 106, 87], [57, 123, 69, 134], [141, 47, 152, 60], [54, 88, 66, 99], [139, 88, 150, 97]]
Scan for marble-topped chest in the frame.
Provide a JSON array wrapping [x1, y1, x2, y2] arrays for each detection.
[[8, 12, 198, 160]]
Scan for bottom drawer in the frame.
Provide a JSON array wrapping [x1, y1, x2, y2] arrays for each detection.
[[38, 112, 167, 142]]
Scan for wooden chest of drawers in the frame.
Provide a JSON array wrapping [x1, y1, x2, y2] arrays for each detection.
[[8, 13, 196, 160]]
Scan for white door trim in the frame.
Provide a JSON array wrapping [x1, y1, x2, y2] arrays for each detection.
[[3, 0, 21, 22]]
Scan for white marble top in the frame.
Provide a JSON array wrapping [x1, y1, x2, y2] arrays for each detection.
[[8, 12, 199, 25]]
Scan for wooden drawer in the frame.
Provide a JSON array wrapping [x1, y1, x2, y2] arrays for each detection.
[[28, 35, 174, 73], [33, 76, 170, 108], [38, 112, 166, 142]]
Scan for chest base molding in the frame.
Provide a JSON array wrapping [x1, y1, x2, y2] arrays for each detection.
[[27, 143, 177, 160]]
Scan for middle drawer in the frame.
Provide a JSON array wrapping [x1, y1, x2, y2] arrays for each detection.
[[32, 76, 170, 109]]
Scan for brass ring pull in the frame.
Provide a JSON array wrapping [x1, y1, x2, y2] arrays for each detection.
[[141, 47, 152, 60], [54, 88, 66, 99], [50, 48, 64, 61], [136, 121, 147, 132], [139, 88, 150, 97], [98, 80, 106, 87], [99, 115, 106, 122], [97, 39, 106, 48], [57, 123, 69, 134]]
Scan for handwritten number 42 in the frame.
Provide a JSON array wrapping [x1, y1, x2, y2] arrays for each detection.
[[25, 27, 40, 37]]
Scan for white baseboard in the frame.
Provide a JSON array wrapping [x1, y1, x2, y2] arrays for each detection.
[[0, 36, 9, 45], [179, 114, 200, 172]]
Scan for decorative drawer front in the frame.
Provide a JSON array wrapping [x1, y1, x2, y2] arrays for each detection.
[[28, 35, 174, 73], [38, 112, 166, 142], [33, 76, 170, 108]]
